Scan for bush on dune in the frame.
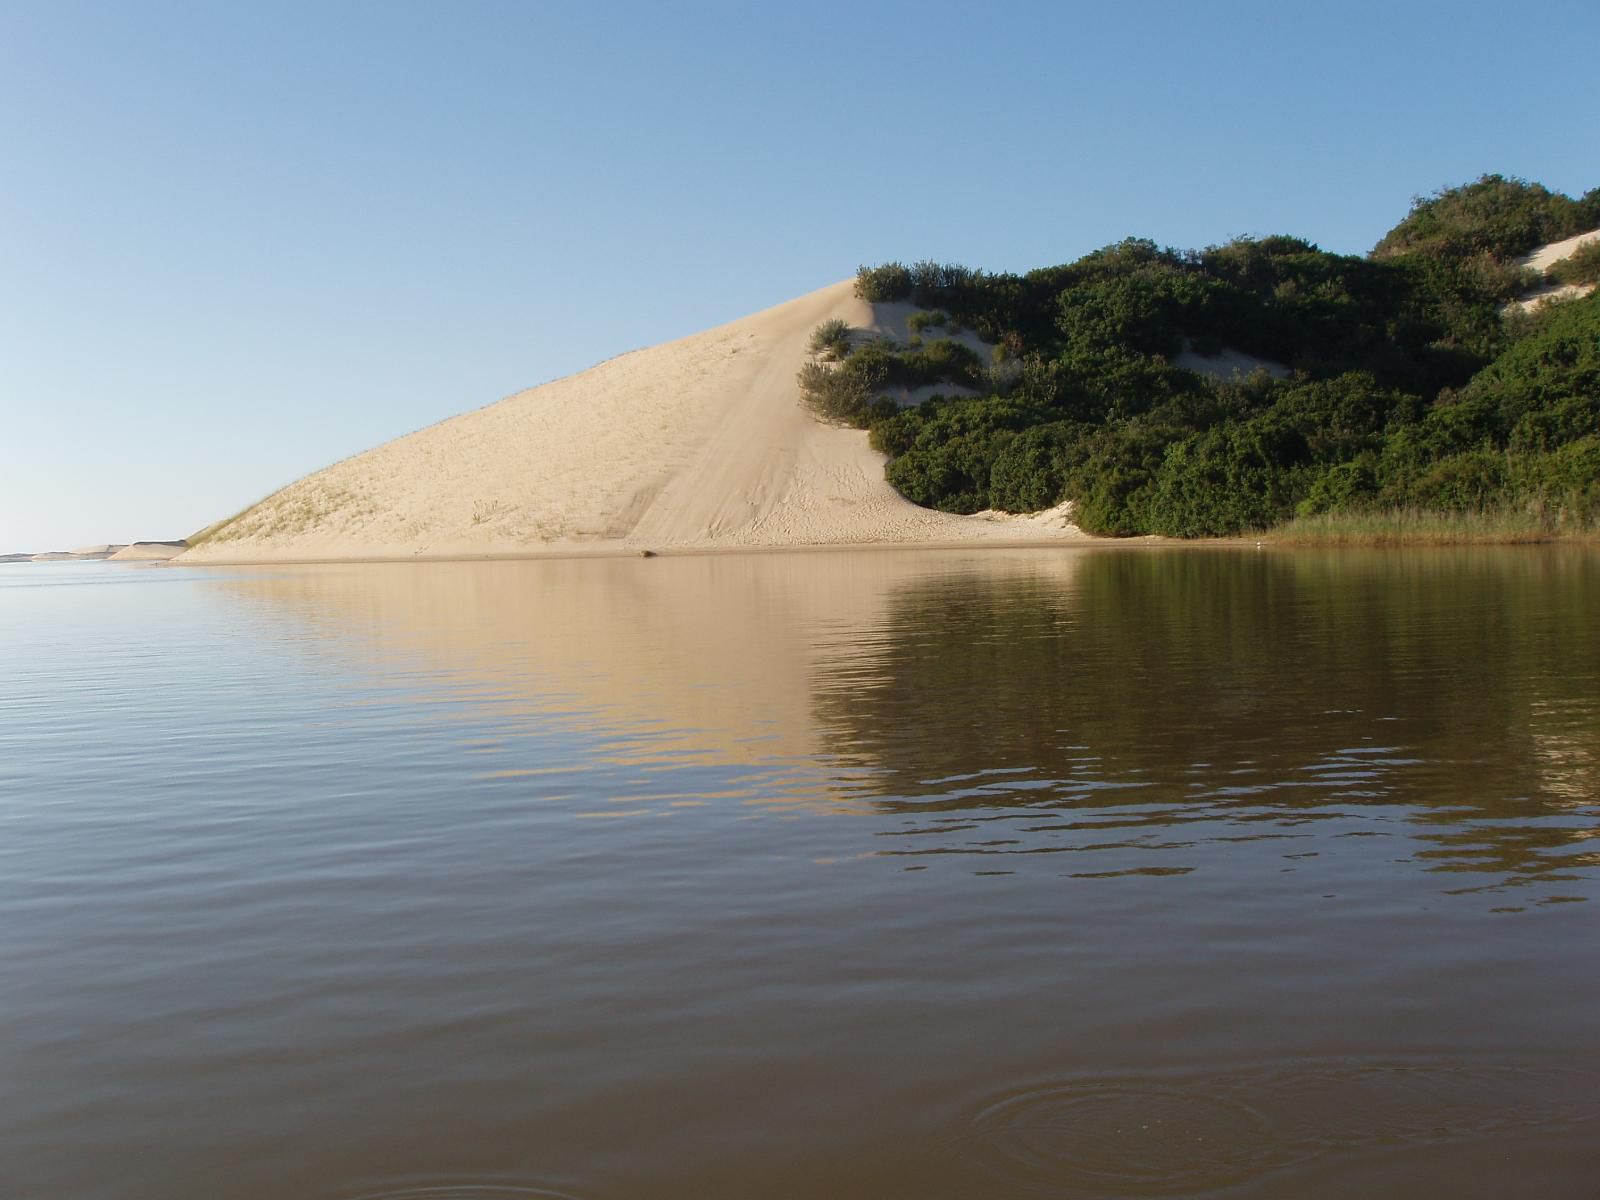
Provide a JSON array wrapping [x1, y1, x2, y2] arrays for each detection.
[[1549, 240, 1600, 287], [855, 263, 912, 302], [821, 178, 1598, 538], [808, 318, 853, 361], [1372, 174, 1593, 262]]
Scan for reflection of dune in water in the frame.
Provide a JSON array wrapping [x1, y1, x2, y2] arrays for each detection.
[[805, 547, 1600, 896], [204, 550, 1087, 814], [201, 547, 1600, 895]]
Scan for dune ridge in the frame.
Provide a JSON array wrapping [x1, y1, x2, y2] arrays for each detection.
[[177, 281, 1085, 564]]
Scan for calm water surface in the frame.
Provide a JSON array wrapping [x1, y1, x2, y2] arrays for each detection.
[[3, 548, 1598, 1199]]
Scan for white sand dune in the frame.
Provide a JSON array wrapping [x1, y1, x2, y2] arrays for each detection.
[[1512, 228, 1599, 311], [21, 545, 126, 561], [1522, 228, 1600, 274], [178, 281, 1087, 563], [109, 541, 188, 561]]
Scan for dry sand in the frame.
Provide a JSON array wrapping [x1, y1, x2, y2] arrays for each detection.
[[109, 541, 188, 561], [177, 281, 1091, 564], [1512, 228, 1599, 311], [24, 545, 126, 561]]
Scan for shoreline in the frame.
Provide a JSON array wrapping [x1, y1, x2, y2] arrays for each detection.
[[166, 530, 1600, 567], [166, 534, 1192, 567], [12, 532, 1593, 570]]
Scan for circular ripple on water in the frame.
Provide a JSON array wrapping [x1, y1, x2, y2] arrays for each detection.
[[345, 1184, 590, 1200], [967, 1079, 1285, 1196]]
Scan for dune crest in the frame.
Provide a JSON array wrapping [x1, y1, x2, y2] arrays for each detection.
[[179, 281, 1085, 563]]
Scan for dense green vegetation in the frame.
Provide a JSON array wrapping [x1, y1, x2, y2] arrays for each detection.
[[800, 175, 1600, 537], [1550, 240, 1600, 287]]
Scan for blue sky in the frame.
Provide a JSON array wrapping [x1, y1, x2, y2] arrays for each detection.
[[3, 0, 1596, 550]]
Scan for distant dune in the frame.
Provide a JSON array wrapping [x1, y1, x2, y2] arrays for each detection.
[[177, 282, 1086, 564], [19, 545, 126, 562], [109, 541, 188, 561]]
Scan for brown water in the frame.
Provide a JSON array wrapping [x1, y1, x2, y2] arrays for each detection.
[[3, 548, 1598, 1198]]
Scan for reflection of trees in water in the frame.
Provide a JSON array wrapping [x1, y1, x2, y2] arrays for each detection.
[[810, 548, 1600, 896]]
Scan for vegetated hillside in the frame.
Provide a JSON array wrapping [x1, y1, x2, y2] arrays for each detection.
[[808, 175, 1600, 537]]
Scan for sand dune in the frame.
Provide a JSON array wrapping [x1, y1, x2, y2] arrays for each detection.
[[177, 282, 1087, 564], [20, 545, 126, 561], [1512, 228, 1599, 311], [1522, 228, 1600, 274], [109, 541, 188, 561]]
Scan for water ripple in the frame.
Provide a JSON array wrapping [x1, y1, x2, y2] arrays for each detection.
[[967, 1080, 1280, 1194], [959, 1061, 1599, 1196], [341, 1182, 593, 1200]]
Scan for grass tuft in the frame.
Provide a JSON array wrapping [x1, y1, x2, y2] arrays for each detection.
[[1265, 505, 1600, 546]]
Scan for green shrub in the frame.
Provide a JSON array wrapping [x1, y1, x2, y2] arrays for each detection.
[[989, 425, 1071, 512], [797, 360, 871, 425], [1373, 174, 1591, 262], [829, 179, 1598, 537], [856, 263, 912, 302], [808, 318, 853, 361], [1403, 451, 1508, 512], [1297, 457, 1380, 516], [898, 339, 983, 388], [1549, 240, 1600, 286]]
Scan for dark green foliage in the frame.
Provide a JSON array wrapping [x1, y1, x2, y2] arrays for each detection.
[[988, 424, 1074, 512], [878, 395, 1047, 513], [835, 177, 1597, 536], [797, 359, 871, 424], [1462, 293, 1600, 450], [855, 263, 912, 302], [1549, 240, 1600, 286], [897, 338, 983, 388], [1403, 450, 1507, 512], [1373, 174, 1594, 262]]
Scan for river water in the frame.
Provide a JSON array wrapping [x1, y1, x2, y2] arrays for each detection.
[[4, 548, 1598, 1199]]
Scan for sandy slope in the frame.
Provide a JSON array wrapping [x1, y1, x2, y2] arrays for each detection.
[[1512, 228, 1599, 311], [179, 282, 1087, 563], [109, 541, 188, 561], [21, 545, 126, 561]]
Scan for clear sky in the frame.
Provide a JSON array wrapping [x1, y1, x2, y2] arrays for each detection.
[[3, 0, 1596, 551]]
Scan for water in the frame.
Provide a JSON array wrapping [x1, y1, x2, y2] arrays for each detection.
[[3, 548, 1598, 1199]]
